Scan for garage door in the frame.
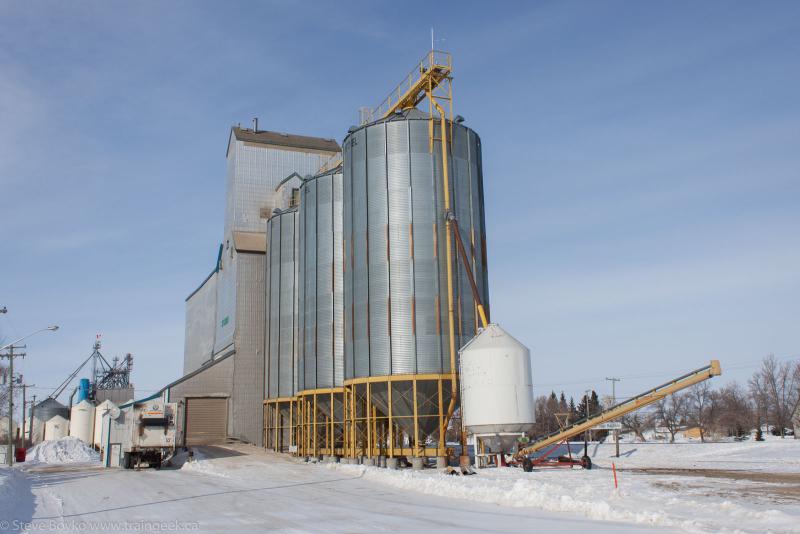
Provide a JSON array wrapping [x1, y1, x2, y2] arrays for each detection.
[[185, 397, 228, 445]]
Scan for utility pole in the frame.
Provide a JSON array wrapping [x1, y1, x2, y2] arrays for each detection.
[[20, 379, 34, 447], [1, 344, 26, 465], [29, 395, 36, 443], [606, 377, 621, 457]]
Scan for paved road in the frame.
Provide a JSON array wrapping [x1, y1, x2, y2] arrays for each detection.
[[10, 447, 669, 533]]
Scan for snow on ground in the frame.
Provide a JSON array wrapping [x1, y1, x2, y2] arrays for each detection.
[[9, 441, 799, 533], [18, 446, 647, 533], [584, 436, 800, 473], [327, 462, 797, 533], [0, 467, 35, 527], [26, 437, 100, 465]]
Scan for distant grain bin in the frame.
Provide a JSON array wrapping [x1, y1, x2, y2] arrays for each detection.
[[44, 415, 70, 441], [460, 324, 535, 453], [264, 208, 299, 452], [342, 108, 489, 459], [32, 397, 69, 423], [30, 398, 69, 443], [93, 400, 117, 448]]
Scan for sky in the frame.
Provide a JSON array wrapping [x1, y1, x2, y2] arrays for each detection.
[[1, 1, 798, 408]]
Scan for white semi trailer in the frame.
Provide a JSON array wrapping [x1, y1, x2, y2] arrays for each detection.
[[101, 395, 183, 469]]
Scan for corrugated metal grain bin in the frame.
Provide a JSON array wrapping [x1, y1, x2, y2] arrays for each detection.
[[342, 109, 489, 380], [265, 209, 300, 399], [298, 168, 345, 391]]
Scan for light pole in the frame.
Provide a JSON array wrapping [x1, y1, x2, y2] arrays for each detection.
[[1, 325, 59, 465], [606, 377, 621, 457]]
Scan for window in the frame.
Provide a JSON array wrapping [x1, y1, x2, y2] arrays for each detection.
[[290, 188, 300, 208]]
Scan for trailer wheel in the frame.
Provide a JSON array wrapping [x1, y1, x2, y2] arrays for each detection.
[[123, 452, 132, 470], [522, 458, 533, 472], [581, 455, 592, 470]]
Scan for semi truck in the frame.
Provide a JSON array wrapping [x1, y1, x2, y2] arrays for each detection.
[[101, 395, 183, 469]]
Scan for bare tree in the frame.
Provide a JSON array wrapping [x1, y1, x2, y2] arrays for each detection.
[[656, 393, 688, 443], [620, 411, 651, 442], [686, 382, 714, 442], [713, 382, 753, 438], [749, 355, 800, 437]]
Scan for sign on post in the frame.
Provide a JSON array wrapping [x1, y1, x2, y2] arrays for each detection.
[[592, 422, 622, 430]]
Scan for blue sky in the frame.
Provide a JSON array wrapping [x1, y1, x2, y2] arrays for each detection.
[[1, 1, 798, 405]]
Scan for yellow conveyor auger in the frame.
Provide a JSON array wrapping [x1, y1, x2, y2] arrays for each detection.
[[515, 360, 722, 463]]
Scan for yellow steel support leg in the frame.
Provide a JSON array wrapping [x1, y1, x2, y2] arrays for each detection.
[[313, 394, 318, 457], [387, 381, 394, 458], [366, 382, 372, 459], [437, 378, 445, 457], [413, 379, 420, 457]]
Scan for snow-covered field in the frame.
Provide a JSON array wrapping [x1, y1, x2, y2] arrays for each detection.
[[1, 440, 797, 533]]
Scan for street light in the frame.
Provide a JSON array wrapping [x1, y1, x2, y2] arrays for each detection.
[[2, 324, 59, 465], [0, 325, 59, 352]]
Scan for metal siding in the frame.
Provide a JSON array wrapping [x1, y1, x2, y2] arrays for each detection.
[[184, 273, 217, 374], [297, 204, 306, 392], [332, 172, 345, 387], [366, 124, 391, 376], [293, 210, 301, 395], [225, 140, 338, 236], [214, 246, 237, 354], [278, 213, 296, 398], [387, 120, 415, 374], [351, 128, 370, 377], [316, 176, 334, 388], [409, 120, 442, 373], [267, 220, 281, 398], [233, 252, 266, 445], [343, 149, 354, 381], [303, 183, 318, 389]]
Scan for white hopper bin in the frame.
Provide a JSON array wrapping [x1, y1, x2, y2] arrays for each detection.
[[93, 400, 116, 448], [44, 415, 70, 440], [69, 400, 95, 444], [459, 324, 535, 454]]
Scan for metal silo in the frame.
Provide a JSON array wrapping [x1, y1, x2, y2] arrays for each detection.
[[342, 107, 489, 461], [264, 208, 299, 452], [295, 167, 345, 458]]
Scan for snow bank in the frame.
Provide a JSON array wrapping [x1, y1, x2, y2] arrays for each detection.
[[26, 436, 100, 464], [325, 463, 798, 533]]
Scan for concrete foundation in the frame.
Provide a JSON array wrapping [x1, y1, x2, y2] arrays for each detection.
[[386, 457, 399, 470], [324, 455, 339, 463], [411, 457, 425, 470], [361, 456, 374, 466], [436, 456, 448, 469], [378, 456, 387, 468]]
